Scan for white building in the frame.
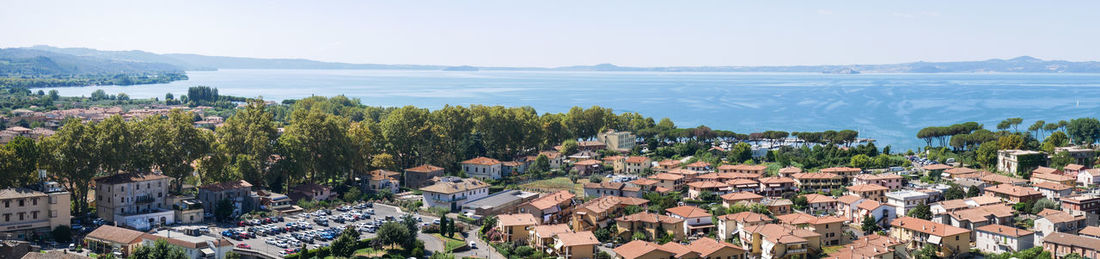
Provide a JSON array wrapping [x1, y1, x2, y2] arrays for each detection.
[[885, 190, 930, 217], [975, 224, 1034, 254], [1078, 169, 1100, 187], [93, 173, 174, 230], [419, 177, 490, 211], [461, 157, 503, 180]]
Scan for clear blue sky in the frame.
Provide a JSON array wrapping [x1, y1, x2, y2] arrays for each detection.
[[2, 0, 1097, 67]]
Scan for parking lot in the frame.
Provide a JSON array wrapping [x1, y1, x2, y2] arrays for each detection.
[[214, 202, 437, 257]]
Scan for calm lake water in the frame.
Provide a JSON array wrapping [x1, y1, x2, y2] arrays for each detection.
[[41, 69, 1100, 150]]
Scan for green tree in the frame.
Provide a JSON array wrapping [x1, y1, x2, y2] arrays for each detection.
[[214, 99, 278, 186], [998, 135, 1025, 150], [1032, 198, 1059, 214], [147, 110, 213, 193], [330, 226, 361, 257], [40, 118, 99, 216], [280, 109, 353, 183], [975, 141, 999, 169], [215, 198, 234, 221], [728, 142, 753, 163], [966, 186, 981, 197], [377, 221, 412, 248], [907, 204, 932, 220], [0, 137, 40, 189], [129, 239, 188, 259], [849, 154, 872, 169], [560, 140, 579, 155], [913, 244, 941, 259], [861, 215, 879, 234], [533, 154, 551, 172], [52, 225, 72, 243], [380, 106, 437, 169], [1066, 118, 1100, 145], [1050, 151, 1075, 170], [944, 185, 965, 200]]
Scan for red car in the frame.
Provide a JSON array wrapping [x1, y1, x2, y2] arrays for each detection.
[[237, 243, 251, 249]]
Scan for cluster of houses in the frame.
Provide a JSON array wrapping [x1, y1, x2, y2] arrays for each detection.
[[0, 105, 224, 144]]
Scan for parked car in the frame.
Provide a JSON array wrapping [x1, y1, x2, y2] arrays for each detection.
[[237, 243, 251, 249]]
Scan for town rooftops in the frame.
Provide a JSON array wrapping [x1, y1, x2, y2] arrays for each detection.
[[1033, 181, 1073, 191], [821, 167, 861, 173], [576, 196, 647, 214], [975, 224, 1033, 237], [826, 234, 900, 259], [556, 231, 600, 247], [583, 181, 624, 190], [497, 213, 539, 227], [1065, 164, 1086, 171], [650, 173, 684, 181], [777, 213, 847, 225], [525, 190, 575, 210], [984, 183, 1041, 197], [618, 212, 684, 224], [857, 200, 885, 211], [1038, 208, 1085, 224], [686, 161, 711, 168], [666, 205, 711, 218], [778, 166, 803, 174], [750, 224, 820, 244], [717, 164, 767, 171], [1079, 226, 1100, 238], [949, 204, 1014, 222], [922, 164, 953, 170], [624, 156, 650, 163], [630, 178, 659, 186], [687, 181, 727, 189], [198, 180, 252, 192], [836, 195, 862, 204], [574, 159, 601, 166], [847, 184, 887, 192], [658, 159, 682, 167], [890, 217, 969, 237], [726, 179, 759, 186], [419, 177, 490, 194], [94, 172, 169, 185], [406, 164, 445, 172], [792, 172, 841, 180], [721, 192, 764, 201], [1032, 173, 1075, 182], [461, 156, 502, 166], [86, 225, 145, 244], [980, 174, 1027, 185], [944, 167, 977, 175], [1032, 167, 1061, 175], [0, 188, 48, 199], [718, 211, 771, 223], [367, 169, 400, 181], [854, 174, 903, 181], [804, 194, 838, 204], [885, 190, 930, 200], [687, 237, 746, 256], [532, 224, 572, 238], [759, 177, 796, 184], [1042, 232, 1100, 249]]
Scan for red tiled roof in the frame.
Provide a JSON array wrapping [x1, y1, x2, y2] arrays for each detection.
[[666, 205, 711, 218], [461, 156, 501, 166], [890, 217, 969, 237], [406, 164, 444, 173]]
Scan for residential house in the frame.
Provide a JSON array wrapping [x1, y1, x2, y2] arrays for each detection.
[[83, 225, 148, 257], [718, 164, 767, 175], [583, 181, 627, 198], [500, 161, 526, 176], [1042, 233, 1100, 259], [940, 204, 1015, 240], [687, 181, 729, 199], [824, 234, 902, 259], [1033, 166, 1063, 176], [852, 174, 904, 190], [803, 194, 838, 215], [597, 129, 636, 153], [667, 205, 714, 236], [0, 182, 71, 240], [518, 190, 576, 224], [981, 173, 1028, 186], [1034, 182, 1074, 200], [538, 151, 566, 169], [624, 156, 652, 174], [1078, 169, 1100, 187], [495, 213, 539, 244], [889, 217, 971, 258], [405, 164, 445, 189], [685, 237, 750, 259], [172, 199, 203, 224], [1055, 146, 1096, 166], [722, 192, 764, 208], [575, 141, 607, 152], [727, 179, 761, 193], [759, 177, 796, 197], [612, 240, 677, 259], [685, 161, 711, 172], [846, 184, 888, 203], [94, 173, 173, 230], [613, 238, 748, 259], [1060, 194, 1100, 216], [1032, 173, 1077, 186], [289, 183, 333, 202], [461, 157, 503, 180], [603, 156, 627, 173], [836, 195, 864, 220], [197, 180, 252, 215], [253, 190, 300, 215], [420, 177, 490, 211], [532, 224, 572, 248], [667, 168, 703, 183], [553, 231, 600, 259], [745, 224, 821, 259], [984, 184, 1043, 203], [616, 212, 686, 241], [571, 196, 648, 232], [364, 169, 400, 193], [777, 167, 803, 178], [1064, 164, 1086, 177], [792, 173, 843, 193], [975, 224, 1034, 254], [820, 167, 863, 183], [657, 160, 682, 170], [944, 167, 978, 179], [649, 173, 685, 191], [776, 213, 849, 246], [885, 190, 929, 217], [717, 212, 771, 242], [762, 198, 794, 216], [573, 159, 603, 175], [139, 230, 234, 259], [1080, 226, 1100, 239], [1034, 209, 1088, 247], [854, 200, 895, 229], [997, 150, 1046, 174], [922, 164, 953, 175]]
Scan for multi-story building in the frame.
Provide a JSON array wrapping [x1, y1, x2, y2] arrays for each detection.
[[727, 179, 761, 193], [1034, 209, 1088, 247], [939, 204, 1015, 240], [716, 212, 771, 242], [597, 129, 636, 153], [852, 174, 904, 190], [889, 217, 971, 258], [687, 181, 729, 199], [820, 167, 863, 183], [777, 167, 802, 177], [0, 182, 70, 240], [404, 164, 445, 189], [419, 177, 490, 211], [855, 200, 895, 228], [531, 224, 572, 249], [649, 173, 684, 191], [1054, 146, 1096, 166], [495, 213, 539, 243], [745, 224, 821, 259], [1032, 173, 1077, 186], [776, 213, 849, 246], [792, 173, 843, 193], [997, 150, 1045, 174], [975, 224, 1034, 254], [685, 161, 711, 172], [836, 195, 865, 220], [570, 196, 647, 232], [623, 156, 652, 174], [1060, 194, 1100, 216], [1077, 168, 1100, 186], [803, 194, 838, 215], [616, 212, 686, 242], [363, 169, 400, 193], [846, 184, 888, 203], [518, 190, 576, 224], [722, 192, 765, 208], [1042, 233, 1100, 259], [984, 183, 1043, 203], [758, 177, 796, 197], [885, 190, 929, 217], [656, 160, 681, 170], [197, 180, 252, 215], [94, 173, 174, 230], [553, 231, 600, 259], [461, 156, 503, 180], [762, 198, 794, 216], [717, 164, 767, 175], [613, 238, 748, 259], [825, 234, 903, 259], [1033, 182, 1074, 200], [666, 205, 713, 236]]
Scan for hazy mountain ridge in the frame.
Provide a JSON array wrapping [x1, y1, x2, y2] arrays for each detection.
[[12, 45, 1100, 73]]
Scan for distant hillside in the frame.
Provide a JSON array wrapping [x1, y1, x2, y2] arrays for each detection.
[[0, 48, 188, 88], [552, 57, 1100, 73]]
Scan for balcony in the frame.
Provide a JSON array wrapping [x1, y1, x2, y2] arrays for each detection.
[[134, 196, 156, 204], [787, 248, 808, 254]]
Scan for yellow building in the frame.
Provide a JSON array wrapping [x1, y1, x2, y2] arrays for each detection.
[[846, 184, 888, 203], [776, 213, 849, 246], [616, 212, 686, 241], [889, 217, 971, 258], [792, 173, 843, 193], [495, 213, 539, 244], [554, 231, 600, 259]]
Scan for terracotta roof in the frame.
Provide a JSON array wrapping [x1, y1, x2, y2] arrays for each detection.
[[820, 167, 861, 173], [0, 188, 47, 199], [630, 178, 658, 186], [944, 167, 977, 175], [826, 234, 900, 259], [778, 166, 803, 174], [854, 174, 903, 181], [497, 213, 539, 226], [1042, 232, 1100, 249], [406, 164, 444, 173], [726, 179, 759, 186], [575, 196, 638, 214], [625, 156, 650, 163], [94, 172, 169, 185], [617, 212, 684, 224], [583, 181, 624, 190], [666, 168, 701, 176], [650, 173, 684, 181], [461, 156, 501, 166], [556, 231, 600, 247], [614, 240, 676, 259], [86, 225, 145, 244], [1032, 167, 1061, 175], [539, 151, 562, 159], [721, 192, 764, 201], [922, 164, 953, 170], [984, 183, 1041, 197], [890, 217, 969, 237], [1033, 181, 1073, 191], [750, 224, 819, 244], [717, 212, 771, 223], [687, 237, 746, 256], [658, 242, 697, 258], [836, 195, 862, 204], [975, 224, 1033, 237], [804, 194, 837, 204], [198, 180, 253, 192], [759, 177, 796, 184], [792, 172, 841, 180], [1065, 164, 1085, 171], [1032, 173, 1075, 182], [857, 200, 884, 211], [525, 190, 575, 210], [686, 161, 711, 168], [574, 159, 601, 166], [532, 224, 572, 238], [666, 205, 711, 218], [367, 169, 401, 181], [980, 174, 1027, 184], [969, 195, 1004, 206], [948, 204, 1014, 222], [775, 213, 846, 225], [1038, 209, 1084, 224], [847, 184, 887, 192], [717, 164, 767, 171], [1079, 226, 1100, 237], [688, 181, 728, 189], [419, 177, 489, 194], [658, 160, 681, 166]]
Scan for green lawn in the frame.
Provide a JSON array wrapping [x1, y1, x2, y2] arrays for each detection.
[[520, 176, 583, 193], [432, 233, 467, 252]]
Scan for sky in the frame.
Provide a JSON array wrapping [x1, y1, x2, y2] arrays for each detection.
[[2, 0, 1098, 67]]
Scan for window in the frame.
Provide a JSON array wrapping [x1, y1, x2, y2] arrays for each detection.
[[17, 213, 23, 221], [18, 199, 24, 206], [32, 198, 37, 206], [3, 201, 7, 207], [31, 211, 37, 219]]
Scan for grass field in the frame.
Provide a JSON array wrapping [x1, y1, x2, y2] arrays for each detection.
[[519, 176, 585, 194], [352, 247, 386, 258], [433, 233, 467, 252]]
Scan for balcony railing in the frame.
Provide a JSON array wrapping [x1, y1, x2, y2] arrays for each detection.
[[135, 196, 155, 204], [787, 248, 808, 254]]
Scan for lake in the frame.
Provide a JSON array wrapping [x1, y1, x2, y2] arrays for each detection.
[[40, 69, 1100, 150]]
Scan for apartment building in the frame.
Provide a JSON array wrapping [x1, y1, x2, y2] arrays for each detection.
[[759, 177, 796, 197], [889, 217, 971, 258], [885, 190, 929, 217], [419, 177, 490, 211], [776, 213, 849, 246], [616, 212, 686, 242], [0, 182, 70, 240], [597, 129, 636, 153], [495, 213, 539, 243], [94, 173, 173, 230], [405, 164, 445, 189], [792, 173, 843, 193], [461, 156, 503, 180], [984, 183, 1043, 203], [975, 224, 1034, 254], [846, 184, 888, 203]]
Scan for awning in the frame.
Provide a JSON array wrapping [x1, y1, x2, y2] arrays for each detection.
[[928, 235, 942, 245], [201, 248, 215, 255]]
